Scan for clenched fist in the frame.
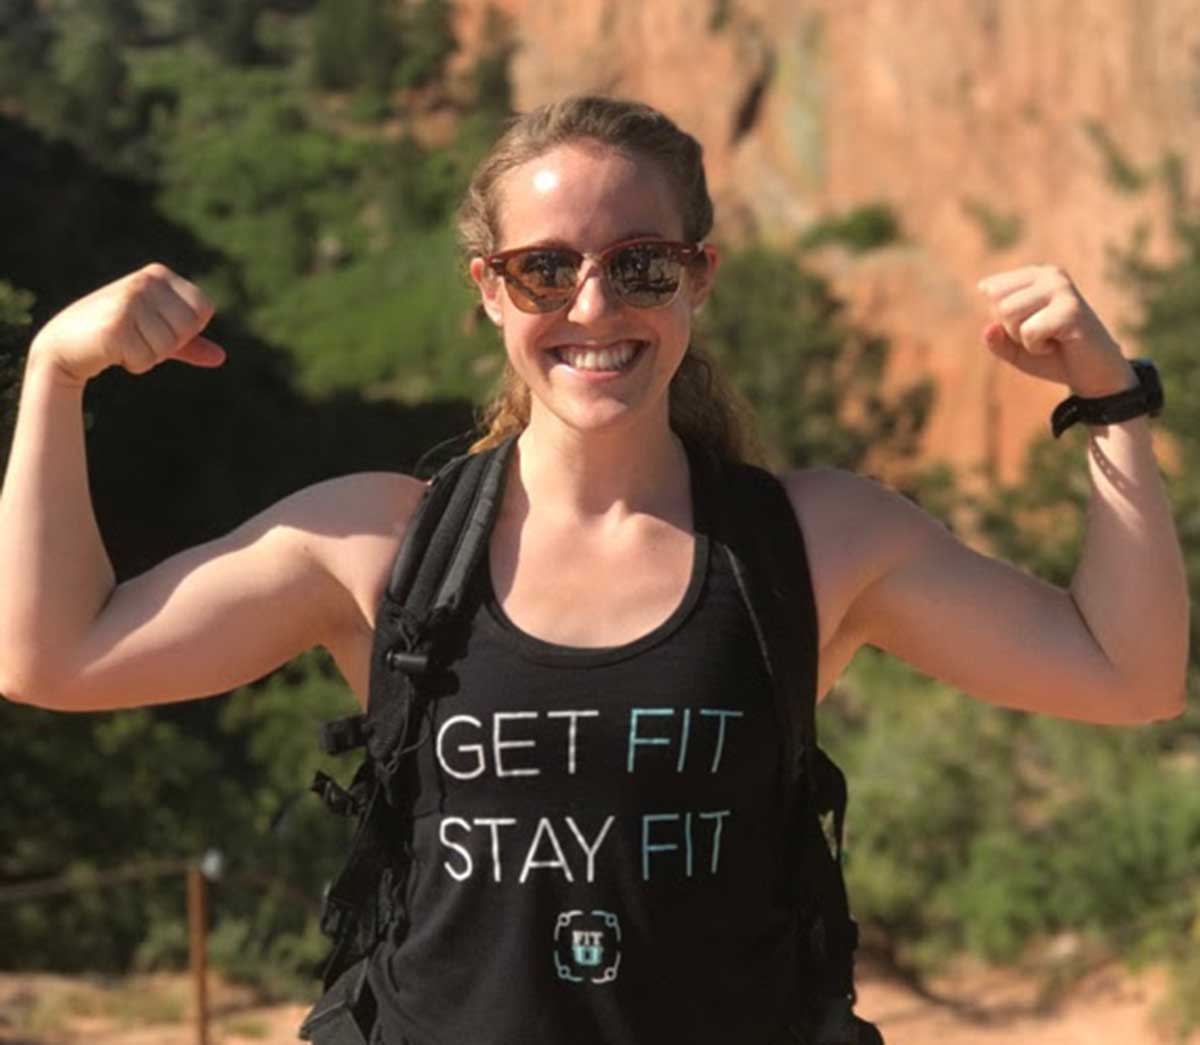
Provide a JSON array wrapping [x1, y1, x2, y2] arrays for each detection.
[[29, 263, 226, 385], [976, 265, 1138, 398]]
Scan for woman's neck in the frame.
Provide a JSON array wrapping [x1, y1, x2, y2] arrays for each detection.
[[512, 409, 691, 526]]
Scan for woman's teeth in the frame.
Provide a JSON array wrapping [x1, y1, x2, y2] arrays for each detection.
[[555, 341, 642, 371]]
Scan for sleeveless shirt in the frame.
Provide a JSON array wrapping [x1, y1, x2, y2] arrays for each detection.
[[366, 480, 805, 1045]]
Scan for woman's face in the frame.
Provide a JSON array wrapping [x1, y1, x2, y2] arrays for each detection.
[[469, 142, 717, 439]]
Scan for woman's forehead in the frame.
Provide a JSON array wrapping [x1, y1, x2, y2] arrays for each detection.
[[495, 142, 685, 247]]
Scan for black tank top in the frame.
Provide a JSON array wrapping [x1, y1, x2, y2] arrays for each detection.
[[368, 493, 803, 1044]]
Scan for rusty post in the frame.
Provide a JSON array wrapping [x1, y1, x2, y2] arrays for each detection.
[[187, 864, 209, 1045]]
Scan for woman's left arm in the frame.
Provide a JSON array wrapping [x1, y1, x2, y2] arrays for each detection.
[[820, 265, 1189, 724]]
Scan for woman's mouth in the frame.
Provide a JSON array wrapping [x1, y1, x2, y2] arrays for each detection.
[[551, 340, 646, 372]]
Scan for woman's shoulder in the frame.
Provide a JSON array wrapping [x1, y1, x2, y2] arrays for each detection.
[[287, 470, 429, 636], [779, 464, 921, 537], [773, 465, 937, 653], [284, 470, 428, 548]]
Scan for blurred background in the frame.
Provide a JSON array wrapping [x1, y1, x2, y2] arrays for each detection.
[[1, 0, 1198, 1041]]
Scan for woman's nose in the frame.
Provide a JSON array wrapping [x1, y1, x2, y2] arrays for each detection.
[[567, 259, 621, 324]]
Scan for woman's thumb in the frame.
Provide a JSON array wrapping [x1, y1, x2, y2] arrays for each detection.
[[982, 321, 1021, 364], [173, 335, 226, 368]]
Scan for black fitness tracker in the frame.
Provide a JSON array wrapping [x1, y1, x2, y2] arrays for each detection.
[[1050, 358, 1163, 438]]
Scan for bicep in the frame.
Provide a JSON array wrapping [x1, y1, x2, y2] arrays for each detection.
[[39, 474, 410, 711], [797, 471, 1128, 723]]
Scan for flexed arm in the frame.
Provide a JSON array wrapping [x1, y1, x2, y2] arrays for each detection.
[[0, 265, 226, 699], [0, 265, 390, 712], [796, 266, 1188, 724], [977, 265, 1187, 716]]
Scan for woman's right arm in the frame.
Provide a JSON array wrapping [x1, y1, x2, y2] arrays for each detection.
[[0, 265, 412, 711]]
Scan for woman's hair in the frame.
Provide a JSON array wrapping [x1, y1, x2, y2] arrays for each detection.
[[458, 95, 762, 463]]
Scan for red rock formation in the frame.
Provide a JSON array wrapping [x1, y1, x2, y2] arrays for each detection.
[[451, 0, 1199, 481]]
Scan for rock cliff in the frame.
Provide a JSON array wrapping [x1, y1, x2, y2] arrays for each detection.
[[452, 0, 1199, 480]]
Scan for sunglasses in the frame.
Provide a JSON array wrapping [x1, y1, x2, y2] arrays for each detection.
[[483, 237, 707, 314]]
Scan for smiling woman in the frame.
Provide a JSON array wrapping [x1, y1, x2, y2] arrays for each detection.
[[465, 140, 715, 444], [0, 95, 1188, 1045]]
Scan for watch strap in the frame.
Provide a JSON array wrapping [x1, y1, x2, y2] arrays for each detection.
[[1051, 358, 1163, 438]]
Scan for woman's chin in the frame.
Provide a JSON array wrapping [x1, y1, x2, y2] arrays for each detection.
[[529, 393, 666, 441]]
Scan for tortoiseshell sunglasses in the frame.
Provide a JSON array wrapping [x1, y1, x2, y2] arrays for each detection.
[[484, 237, 707, 314]]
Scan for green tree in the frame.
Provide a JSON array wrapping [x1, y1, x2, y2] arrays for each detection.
[[697, 245, 933, 470], [175, 0, 264, 65], [0, 0, 54, 99], [394, 0, 455, 90], [311, 0, 399, 96], [0, 280, 35, 454], [48, 10, 130, 152]]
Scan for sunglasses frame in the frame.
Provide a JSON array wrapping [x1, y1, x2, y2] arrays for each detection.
[[483, 237, 708, 314]]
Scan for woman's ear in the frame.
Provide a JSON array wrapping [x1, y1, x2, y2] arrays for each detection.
[[689, 244, 720, 312], [469, 257, 505, 326]]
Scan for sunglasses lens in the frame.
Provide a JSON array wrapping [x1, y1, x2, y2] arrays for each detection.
[[493, 242, 695, 312], [502, 250, 580, 312], [609, 244, 685, 307]]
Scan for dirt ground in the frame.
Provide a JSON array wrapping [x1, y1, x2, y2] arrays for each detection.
[[854, 958, 1191, 1044], [0, 960, 1192, 1044]]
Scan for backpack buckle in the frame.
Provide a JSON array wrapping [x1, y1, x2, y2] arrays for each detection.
[[318, 894, 356, 939], [311, 770, 364, 818], [385, 648, 430, 674], [319, 715, 366, 756]]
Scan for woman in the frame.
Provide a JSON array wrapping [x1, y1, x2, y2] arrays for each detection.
[[0, 96, 1188, 1043]]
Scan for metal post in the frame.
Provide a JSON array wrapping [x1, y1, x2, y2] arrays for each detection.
[[187, 864, 209, 1045]]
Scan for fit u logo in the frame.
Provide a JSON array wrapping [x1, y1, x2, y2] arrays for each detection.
[[554, 910, 621, 984], [572, 930, 604, 966]]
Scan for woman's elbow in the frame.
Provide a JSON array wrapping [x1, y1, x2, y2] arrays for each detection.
[[0, 667, 74, 711], [0, 676, 53, 709], [1113, 676, 1188, 724], [1142, 685, 1188, 723]]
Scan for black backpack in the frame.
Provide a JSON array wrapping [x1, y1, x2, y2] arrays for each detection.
[[299, 435, 883, 1045]]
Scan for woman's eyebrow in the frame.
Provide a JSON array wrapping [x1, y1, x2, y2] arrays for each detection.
[[613, 229, 667, 242], [510, 231, 669, 251]]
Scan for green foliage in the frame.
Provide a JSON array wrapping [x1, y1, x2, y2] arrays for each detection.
[[47, 6, 134, 153], [311, 0, 399, 96], [821, 652, 1023, 966], [176, 0, 265, 65], [394, 0, 456, 91], [966, 432, 1090, 588], [0, 0, 54, 98], [799, 203, 902, 254], [466, 7, 516, 124], [698, 244, 932, 469], [310, 0, 455, 100], [825, 650, 1200, 974], [0, 280, 34, 330], [251, 224, 500, 400], [708, 0, 733, 32], [961, 197, 1024, 251], [0, 701, 235, 970], [1082, 118, 1148, 194], [0, 280, 34, 475], [140, 51, 369, 302], [205, 650, 361, 996]]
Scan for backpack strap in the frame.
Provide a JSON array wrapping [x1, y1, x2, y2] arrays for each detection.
[[689, 446, 871, 1033], [309, 436, 516, 995], [386, 432, 515, 617], [363, 435, 516, 792], [686, 446, 816, 803]]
